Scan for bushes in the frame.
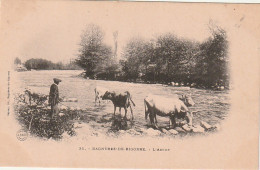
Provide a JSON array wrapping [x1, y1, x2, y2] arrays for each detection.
[[120, 29, 229, 88], [23, 58, 81, 70], [14, 90, 79, 140], [76, 24, 229, 89], [24, 58, 54, 70]]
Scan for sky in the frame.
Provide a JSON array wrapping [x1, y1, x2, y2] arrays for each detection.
[[1, 1, 246, 64]]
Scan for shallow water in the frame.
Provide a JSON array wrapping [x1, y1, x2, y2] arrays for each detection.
[[14, 70, 230, 136]]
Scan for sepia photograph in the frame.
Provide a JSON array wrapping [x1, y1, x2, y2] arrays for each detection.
[[0, 0, 259, 169]]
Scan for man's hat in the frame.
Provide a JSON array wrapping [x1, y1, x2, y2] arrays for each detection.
[[53, 78, 62, 82]]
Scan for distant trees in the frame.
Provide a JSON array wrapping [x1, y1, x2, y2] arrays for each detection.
[[76, 24, 119, 79], [64, 60, 82, 70], [25, 58, 53, 70], [24, 58, 81, 70]]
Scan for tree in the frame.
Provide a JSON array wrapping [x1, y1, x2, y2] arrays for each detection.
[[153, 33, 182, 83], [195, 24, 229, 88], [14, 57, 21, 65], [121, 37, 154, 81], [76, 24, 113, 78], [24, 58, 52, 70], [153, 33, 199, 83], [75, 22, 229, 89], [174, 40, 200, 85]]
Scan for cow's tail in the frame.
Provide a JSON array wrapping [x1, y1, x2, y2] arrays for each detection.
[[130, 97, 135, 107], [94, 88, 97, 96], [126, 91, 136, 107], [144, 99, 148, 120]]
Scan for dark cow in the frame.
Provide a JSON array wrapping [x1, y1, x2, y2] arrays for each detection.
[[144, 94, 195, 129], [102, 91, 136, 120]]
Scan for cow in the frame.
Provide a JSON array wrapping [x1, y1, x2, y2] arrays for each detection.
[[144, 94, 195, 129], [102, 91, 136, 120], [94, 86, 109, 105]]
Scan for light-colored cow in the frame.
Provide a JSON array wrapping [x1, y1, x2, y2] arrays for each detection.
[[144, 94, 194, 129], [94, 86, 109, 105]]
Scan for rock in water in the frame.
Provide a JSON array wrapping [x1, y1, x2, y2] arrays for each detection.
[[169, 129, 178, 135], [200, 121, 212, 130], [179, 120, 187, 126], [139, 128, 146, 134], [60, 105, 67, 110], [127, 129, 140, 135], [174, 127, 186, 133], [182, 124, 192, 132], [69, 106, 76, 111], [162, 128, 170, 135], [192, 125, 205, 133], [58, 112, 65, 117], [119, 130, 127, 136], [146, 128, 161, 136], [44, 100, 49, 105]]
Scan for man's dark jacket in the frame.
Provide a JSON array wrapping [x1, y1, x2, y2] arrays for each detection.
[[49, 83, 59, 106]]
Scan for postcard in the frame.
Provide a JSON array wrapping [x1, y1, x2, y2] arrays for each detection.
[[0, 0, 259, 169]]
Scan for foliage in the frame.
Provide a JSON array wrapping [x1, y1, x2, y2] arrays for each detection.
[[23, 58, 81, 70], [24, 58, 53, 70], [76, 22, 229, 89], [14, 90, 80, 140], [119, 25, 229, 88], [120, 38, 154, 81], [76, 24, 118, 78], [195, 26, 229, 87], [14, 57, 22, 65]]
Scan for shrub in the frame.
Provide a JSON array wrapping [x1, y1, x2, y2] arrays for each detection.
[[14, 90, 79, 140]]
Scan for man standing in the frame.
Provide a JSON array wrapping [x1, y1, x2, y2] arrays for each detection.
[[48, 78, 62, 118]]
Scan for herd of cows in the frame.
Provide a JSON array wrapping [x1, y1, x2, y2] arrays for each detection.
[[94, 86, 195, 129]]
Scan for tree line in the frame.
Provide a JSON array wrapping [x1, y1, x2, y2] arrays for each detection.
[[15, 58, 81, 70], [76, 24, 229, 89]]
